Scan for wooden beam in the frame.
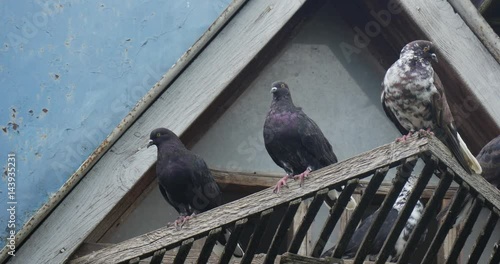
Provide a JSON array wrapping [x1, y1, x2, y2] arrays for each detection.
[[9, 1, 308, 263], [71, 136, 431, 263], [210, 169, 458, 199], [448, 0, 500, 64]]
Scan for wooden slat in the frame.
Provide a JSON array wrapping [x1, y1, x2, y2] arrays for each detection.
[[328, 168, 389, 259], [395, 169, 455, 264], [489, 241, 500, 264], [173, 238, 194, 264], [312, 179, 360, 258], [421, 184, 470, 264], [376, 156, 437, 263], [10, 1, 307, 263], [219, 218, 247, 264], [71, 136, 431, 264], [445, 198, 482, 264], [288, 189, 329, 254], [240, 209, 274, 264], [149, 248, 166, 264], [264, 199, 302, 264], [196, 228, 222, 264], [467, 211, 499, 264], [448, 0, 500, 64], [353, 157, 418, 263]]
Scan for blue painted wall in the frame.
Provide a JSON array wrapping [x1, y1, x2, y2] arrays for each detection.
[[0, 0, 231, 247]]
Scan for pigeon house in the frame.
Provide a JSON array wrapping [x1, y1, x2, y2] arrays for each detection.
[[3, 0, 500, 264]]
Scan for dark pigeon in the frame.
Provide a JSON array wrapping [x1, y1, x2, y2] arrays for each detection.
[[147, 128, 244, 258], [381, 40, 482, 175], [438, 135, 500, 225], [321, 174, 425, 262], [263, 81, 356, 210]]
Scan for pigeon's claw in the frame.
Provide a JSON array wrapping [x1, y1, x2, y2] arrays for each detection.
[[417, 128, 434, 137], [293, 168, 311, 187], [273, 176, 290, 194], [396, 131, 413, 142]]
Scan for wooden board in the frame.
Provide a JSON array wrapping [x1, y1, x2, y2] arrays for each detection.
[[9, 1, 307, 263]]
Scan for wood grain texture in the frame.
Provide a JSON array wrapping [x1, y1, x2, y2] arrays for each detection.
[[10, 1, 307, 263], [71, 136, 431, 264], [448, 0, 500, 64]]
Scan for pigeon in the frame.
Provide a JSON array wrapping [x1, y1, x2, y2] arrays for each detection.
[[381, 40, 482, 175], [321, 174, 426, 262], [438, 135, 500, 225], [147, 128, 244, 258], [263, 81, 356, 210]]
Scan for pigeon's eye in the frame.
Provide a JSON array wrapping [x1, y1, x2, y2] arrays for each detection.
[[156, 132, 161, 137], [423, 46, 430, 52], [280, 83, 285, 88]]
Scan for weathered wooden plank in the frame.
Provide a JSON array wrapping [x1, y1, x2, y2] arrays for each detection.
[[448, 0, 500, 64], [394, 169, 455, 264], [264, 199, 303, 264], [376, 156, 437, 263], [467, 211, 499, 264], [71, 136, 431, 264], [327, 168, 388, 259], [212, 169, 458, 199], [241, 209, 274, 264], [196, 227, 221, 264], [445, 198, 482, 264], [353, 157, 417, 263], [219, 218, 247, 264], [421, 184, 470, 263], [313, 180, 360, 258], [290, 190, 328, 255], [428, 138, 500, 210], [10, 1, 307, 263], [0, 1, 248, 262]]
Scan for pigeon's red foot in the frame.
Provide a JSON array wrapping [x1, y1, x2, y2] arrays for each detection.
[[293, 168, 311, 187], [172, 215, 194, 229], [417, 128, 434, 137], [273, 176, 290, 194], [396, 132, 413, 142]]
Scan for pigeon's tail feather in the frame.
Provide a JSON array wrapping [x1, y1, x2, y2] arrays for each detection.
[[457, 133, 482, 174], [326, 189, 357, 211], [213, 228, 244, 258]]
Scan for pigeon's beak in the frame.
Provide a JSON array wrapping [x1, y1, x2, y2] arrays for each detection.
[[147, 140, 154, 148], [431, 53, 438, 63], [270, 87, 277, 93]]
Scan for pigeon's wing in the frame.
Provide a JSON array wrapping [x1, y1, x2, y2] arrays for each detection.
[[189, 155, 223, 212], [298, 112, 338, 166], [158, 183, 185, 214], [431, 74, 480, 174], [477, 135, 500, 187], [381, 89, 409, 135]]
